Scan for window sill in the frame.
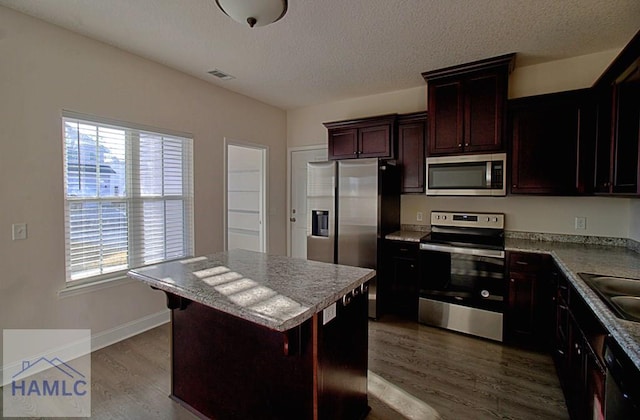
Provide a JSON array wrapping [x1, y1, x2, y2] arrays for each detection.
[[58, 274, 136, 298]]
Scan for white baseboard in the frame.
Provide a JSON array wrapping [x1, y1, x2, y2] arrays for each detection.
[[2, 310, 170, 386], [90, 309, 170, 352]]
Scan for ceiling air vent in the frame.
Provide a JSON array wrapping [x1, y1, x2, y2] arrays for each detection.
[[208, 69, 235, 81]]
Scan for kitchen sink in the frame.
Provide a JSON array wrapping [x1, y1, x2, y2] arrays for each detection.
[[579, 273, 640, 323], [587, 277, 640, 297], [610, 296, 640, 320]]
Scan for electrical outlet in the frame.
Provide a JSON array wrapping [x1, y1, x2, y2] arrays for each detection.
[[416, 212, 423, 222], [575, 217, 587, 230], [12, 223, 27, 240], [323, 302, 337, 325]]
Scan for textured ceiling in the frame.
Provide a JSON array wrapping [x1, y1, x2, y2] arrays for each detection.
[[1, 0, 639, 109]]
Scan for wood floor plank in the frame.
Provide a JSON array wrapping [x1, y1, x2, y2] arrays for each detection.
[[1, 317, 570, 419]]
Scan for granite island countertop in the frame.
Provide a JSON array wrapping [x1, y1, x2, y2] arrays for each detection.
[[127, 249, 375, 332]]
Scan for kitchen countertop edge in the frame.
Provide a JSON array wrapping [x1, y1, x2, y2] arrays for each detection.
[[128, 250, 375, 333]]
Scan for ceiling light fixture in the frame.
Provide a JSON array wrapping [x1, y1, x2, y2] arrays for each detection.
[[215, 0, 288, 28]]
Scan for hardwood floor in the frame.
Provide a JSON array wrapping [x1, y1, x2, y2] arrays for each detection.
[[1, 318, 569, 419], [368, 316, 569, 420]]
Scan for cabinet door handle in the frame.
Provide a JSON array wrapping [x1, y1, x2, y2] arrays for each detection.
[[515, 261, 529, 265], [465, 143, 469, 147], [457, 143, 462, 147], [510, 278, 515, 283]]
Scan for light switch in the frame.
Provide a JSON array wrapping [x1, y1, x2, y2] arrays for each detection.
[[12, 223, 27, 240]]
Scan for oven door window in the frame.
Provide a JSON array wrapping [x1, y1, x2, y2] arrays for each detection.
[[420, 251, 505, 312]]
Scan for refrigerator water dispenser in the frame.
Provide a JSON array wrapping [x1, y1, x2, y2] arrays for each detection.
[[311, 210, 329, 237]]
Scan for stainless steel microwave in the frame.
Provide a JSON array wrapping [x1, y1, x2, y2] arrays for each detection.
[[425, 153, 506, 196]]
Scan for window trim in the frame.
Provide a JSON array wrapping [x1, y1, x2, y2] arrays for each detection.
[[61, 110, 195, 286]]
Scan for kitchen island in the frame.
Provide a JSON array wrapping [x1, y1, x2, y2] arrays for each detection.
[[127, 249, 375, 420]]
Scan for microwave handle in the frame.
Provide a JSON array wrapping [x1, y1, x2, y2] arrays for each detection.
[[486, 162, 492, 186]]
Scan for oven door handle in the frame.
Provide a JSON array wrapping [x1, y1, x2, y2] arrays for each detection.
[[419, 243, 505, 259]]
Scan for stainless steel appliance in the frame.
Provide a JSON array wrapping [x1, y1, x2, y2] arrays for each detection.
[[604, 336, 640, 418], [307, 158, 400, 318], [419, 211, 505, 341], [579, 272, 640, 322], [425, 153, 506, 196]]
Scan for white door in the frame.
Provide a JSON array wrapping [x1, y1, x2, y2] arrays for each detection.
[[226, 143, 267, 252], [289, 147, 327, 258]]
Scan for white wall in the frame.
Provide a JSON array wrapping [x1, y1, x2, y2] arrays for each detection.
[[631, 200, 640, 242], [402, 195, 631, 237], [0, 7, 286, 345], [287, 49, 637, 239]]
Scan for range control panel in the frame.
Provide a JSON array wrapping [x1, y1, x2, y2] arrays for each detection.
[[430, 211, 505, 229]]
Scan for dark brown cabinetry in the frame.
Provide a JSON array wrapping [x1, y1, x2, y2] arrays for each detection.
[[592, 29, 640, 196], [422, 54, 514, 156], [170, 290, 369, 420], [384, 240, 420, 319], [324, 114, 397, 160], [550, 263, 606, 420], [504, 252, 554, 350], [509, 89, 596, 195], [397, 112, 427, 193]]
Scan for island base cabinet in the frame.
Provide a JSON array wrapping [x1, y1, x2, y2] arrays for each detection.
[[170, 291, 369, 420]]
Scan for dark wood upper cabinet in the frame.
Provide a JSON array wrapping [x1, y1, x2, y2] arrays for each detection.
[[592, 29, 640, 196], [397, 112, 427, 193], [422, 54, 514, 156], [509, 89, 596, 195], [324, 114, 397, 160]]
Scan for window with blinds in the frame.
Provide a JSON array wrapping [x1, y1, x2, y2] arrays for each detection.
[[62, 113, 194, 282]]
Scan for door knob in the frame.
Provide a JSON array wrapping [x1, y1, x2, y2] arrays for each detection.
[[289, 217, 296, 222]]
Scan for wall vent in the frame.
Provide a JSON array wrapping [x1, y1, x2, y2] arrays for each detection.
[[208, 69, 235, 80]]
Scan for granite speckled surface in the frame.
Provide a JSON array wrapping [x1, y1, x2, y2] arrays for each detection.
[[505, 239, 640, 370], [506, 231, 639, 251], [127, 249, 375, 332], [386, 230, 429, 242]]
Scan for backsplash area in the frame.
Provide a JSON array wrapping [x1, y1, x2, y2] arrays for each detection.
[[401, 194, 634, 239]]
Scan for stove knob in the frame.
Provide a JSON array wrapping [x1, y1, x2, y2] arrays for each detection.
[[480, 290, 490, 298], [492, 217, 499, 222], [485, 217, 491, 222]]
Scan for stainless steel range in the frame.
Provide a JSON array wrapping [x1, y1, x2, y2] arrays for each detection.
[[419, 211, 505, 341]]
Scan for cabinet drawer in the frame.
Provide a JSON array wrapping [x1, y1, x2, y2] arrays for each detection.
[[387, 240, 419, 257], [508, 252, 547, 272]]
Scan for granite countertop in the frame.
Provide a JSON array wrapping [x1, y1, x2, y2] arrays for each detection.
[[386, 230, 430, 242], [127, 249, 375, 332], [505, 238, 640, 370]]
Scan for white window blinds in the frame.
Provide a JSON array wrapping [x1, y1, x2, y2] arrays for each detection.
[[63, 114, 194, 282]]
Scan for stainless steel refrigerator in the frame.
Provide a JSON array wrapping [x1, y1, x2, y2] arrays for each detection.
[[307, 158, 400, 318]]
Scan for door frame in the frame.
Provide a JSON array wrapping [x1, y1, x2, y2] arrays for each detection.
[[287, 145, 327, 257], [224, 138, 269, 253]]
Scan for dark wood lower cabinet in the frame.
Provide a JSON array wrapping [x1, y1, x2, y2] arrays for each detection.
[[504, 252, 554, 350], [384, 240, 420, 319], [169, 290, 369, 420], [549, 263, 606, 420], [505, 254, 608, 420]]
